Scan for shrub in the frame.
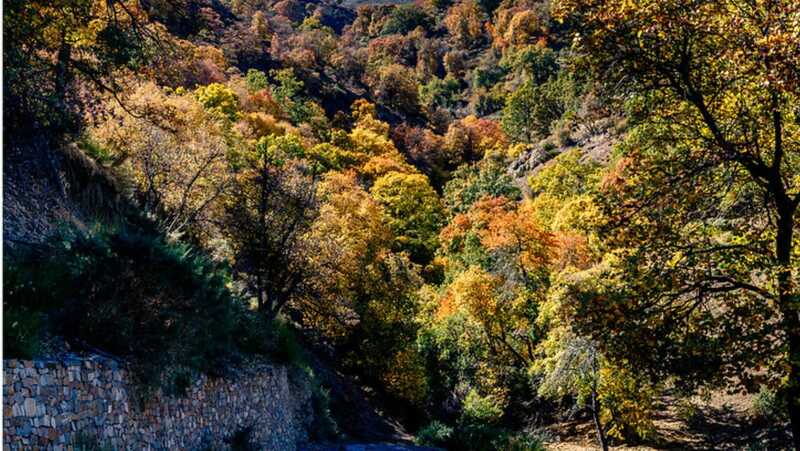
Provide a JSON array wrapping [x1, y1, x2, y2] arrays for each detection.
[[502, 431, 546, 451], [309, 382, 339, 441], [245, 69, 269, 92], [675, 399, 704, 428], [419, 76, 462, 110], [195, 83, 240, 121], [2, 305, 43, 359], [4, 227, 242, 384], [752, 387, 787, 422], [499, 45, 558, 85], [266, 317, 306, 367], [415, 420, 454, 447], [463, 389, 504, 424], [501, 73, 579, 144], [382, 4, 431, 35]]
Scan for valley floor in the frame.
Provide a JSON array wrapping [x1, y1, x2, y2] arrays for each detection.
[[544, 392, 792, 450]]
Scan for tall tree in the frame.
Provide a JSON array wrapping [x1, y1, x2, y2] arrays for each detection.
[[224, 134, 317, 322], [556, 0, 800, 445]]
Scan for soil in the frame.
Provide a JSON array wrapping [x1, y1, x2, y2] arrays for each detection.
[[543, 391, 793, 451]]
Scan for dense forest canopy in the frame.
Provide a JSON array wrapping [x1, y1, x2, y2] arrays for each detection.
[[3, 0, 800, 449]]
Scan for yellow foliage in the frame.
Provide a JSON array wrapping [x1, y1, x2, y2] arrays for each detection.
[[361, 154, 417, 180], [351, 99, 390, 136], [381, 348, 430, 405], [444, 0, 485, 48], [236, 112, 296, 140], [599, 364, 657, 442]]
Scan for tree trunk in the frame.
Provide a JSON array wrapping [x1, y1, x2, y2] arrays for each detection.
[[775, 206, 800, 450], [787, 329, 800, 451], [591, 388, 609, 451], [54, 38, 72, 113], [256, 274, 265, 313]]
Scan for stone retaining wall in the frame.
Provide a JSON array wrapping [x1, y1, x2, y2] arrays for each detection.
[[3, 355, 312, 450]]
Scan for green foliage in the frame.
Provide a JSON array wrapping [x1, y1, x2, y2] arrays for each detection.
[[528, 149, 601, 199], [266, 318, 306, 367], [444, 153, 521, 215], [11, 0, 797, 447], [752, 387, 788, 422], [270, 68, 304, 105], [195, 83, 240, 121], [382, 4, 431, 35], [419, 76, 462, 110], [245, 69, 269, 92], [500, 45, 558, 85], [501, 73, 579, 144], [415, 421, 454, 447], [78, 137, 117, 167], [306, 143, 361, 171], [471, 65, 507, 90], [503, 432, 546, 451], [256, 133, 307, 167], [4, 226, 242, 382], [463, 389, 504, 424], [4, 0, 154, 135], [2, 305, 43, 359], [308, 380, 339, 441], [371, 171, 444, 263]]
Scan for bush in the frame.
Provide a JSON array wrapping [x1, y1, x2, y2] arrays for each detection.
[[419, 76, 462, 110], [752, 387, 787, 422], [382, 4, 431, 35], [415, 420, 454, 447], [675, 399, 704, 429], [502, 432, 546, 451], [501, 73, 580, 144], [456, 422, 509, 451], [4, 227, 243, 384], [245, 69, 269, 92], [309, 381, 339, 441], [463, 389, 504, 424], [266, 318, 306, 367], [2, 305, 43, 359]]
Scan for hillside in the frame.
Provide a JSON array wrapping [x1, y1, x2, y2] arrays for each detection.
[[3, 0, 799, 450], [342, 0, 416, 8]]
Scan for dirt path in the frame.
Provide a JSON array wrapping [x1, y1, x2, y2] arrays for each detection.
[[543, 392, 792, 451]]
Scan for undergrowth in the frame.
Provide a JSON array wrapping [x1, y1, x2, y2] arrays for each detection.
[[3, 225, 306, 396]]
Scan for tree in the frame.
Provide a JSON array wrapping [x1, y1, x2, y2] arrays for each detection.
[[443, 154, 521, 216], [444, 0, 486, 49], [371, 171, 444, 264], [304, 171, 425, 404], [90, 82, 233, 240], [419, 76, 462, 111], [557, 0, 800, 445], [501, 73, 578, 144], [367, 63, 421, 116], [381, 4, 431, 35], [536, 270, 657, 449], [224, 134, 317, 322], [4, 0, 156, 135], [195, 83, 240, 121]]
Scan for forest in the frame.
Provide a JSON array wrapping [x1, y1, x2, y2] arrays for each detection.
[[3, 0, 800, 449]]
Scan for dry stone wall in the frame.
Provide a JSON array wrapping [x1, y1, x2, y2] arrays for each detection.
[[3, 355, 313, 450]]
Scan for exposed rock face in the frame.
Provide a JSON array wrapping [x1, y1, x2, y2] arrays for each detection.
[[3, 355, 313, 450]]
